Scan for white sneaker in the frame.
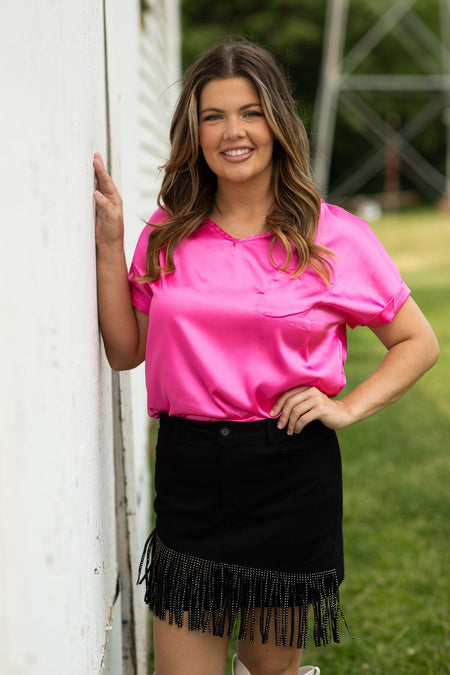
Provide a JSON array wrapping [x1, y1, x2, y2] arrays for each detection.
[[232, 654, 320, 674]]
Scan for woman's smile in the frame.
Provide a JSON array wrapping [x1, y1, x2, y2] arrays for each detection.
[[221, 146, 255, 161]]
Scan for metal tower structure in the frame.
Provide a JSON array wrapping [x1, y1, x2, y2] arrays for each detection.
[[312, 0, 450, 204]]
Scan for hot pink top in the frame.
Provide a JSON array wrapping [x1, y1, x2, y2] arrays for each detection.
[[128, 201, 410, 421]]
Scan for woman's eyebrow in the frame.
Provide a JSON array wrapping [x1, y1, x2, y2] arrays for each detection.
[[240, 103, 262, 111], [199, 103, 262, 114]]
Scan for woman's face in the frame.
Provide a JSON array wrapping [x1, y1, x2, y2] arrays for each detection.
[[198, 77, 274, 189]]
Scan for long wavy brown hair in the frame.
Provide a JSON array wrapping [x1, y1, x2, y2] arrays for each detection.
[[140, 38, 333, 282]]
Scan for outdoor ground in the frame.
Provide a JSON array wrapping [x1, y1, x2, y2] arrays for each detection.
[[302, 206, 450, 675], [148, 206, 450, 675]]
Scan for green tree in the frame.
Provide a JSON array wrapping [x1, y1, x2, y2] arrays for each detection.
[[182, 0, 326, 122], [181, 0, 446, 201]]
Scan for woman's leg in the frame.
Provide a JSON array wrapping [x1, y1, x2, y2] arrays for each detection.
[[153, 613, 230, 675], [236, 609, 304, 675]]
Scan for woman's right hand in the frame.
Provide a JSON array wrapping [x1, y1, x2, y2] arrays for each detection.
[[93, 153, 124, 248], [93, 152, 148, 370]]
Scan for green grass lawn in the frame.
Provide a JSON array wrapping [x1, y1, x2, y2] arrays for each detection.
[[302, 207, 450, 674], [147, 207, 450, 674]]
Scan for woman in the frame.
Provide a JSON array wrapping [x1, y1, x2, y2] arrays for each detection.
[[94, 39, 438, 675]]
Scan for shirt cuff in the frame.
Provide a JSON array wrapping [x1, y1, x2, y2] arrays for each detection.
[[365, 282, 411, 327]]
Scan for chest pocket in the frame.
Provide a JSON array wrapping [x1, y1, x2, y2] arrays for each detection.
[[255, 268, 332, 331]]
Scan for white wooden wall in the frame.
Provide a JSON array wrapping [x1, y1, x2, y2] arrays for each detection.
[[0, 1, 180, 673]]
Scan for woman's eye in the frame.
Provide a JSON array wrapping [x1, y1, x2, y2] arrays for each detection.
[[201, 111, 262, 122]]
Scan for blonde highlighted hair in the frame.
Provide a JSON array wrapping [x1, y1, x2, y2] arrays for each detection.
[[141, 38, 332, 282]]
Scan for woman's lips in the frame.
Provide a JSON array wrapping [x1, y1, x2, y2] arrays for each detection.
[[221, 147, 254, 161]]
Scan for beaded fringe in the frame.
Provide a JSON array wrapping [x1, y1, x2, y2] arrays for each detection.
[[137, 531, 349, 648]]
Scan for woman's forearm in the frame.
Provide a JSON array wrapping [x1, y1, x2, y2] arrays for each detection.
[[271, 297, 439, 434], [93, 154, 147, 370], [96, 242, 144, 370], [340, 325, 439, 425]]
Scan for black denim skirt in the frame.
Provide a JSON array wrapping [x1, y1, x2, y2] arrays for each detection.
[[137, 414, 347, 648]]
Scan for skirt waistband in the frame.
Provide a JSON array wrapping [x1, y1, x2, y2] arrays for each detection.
[[158, 412, 332, 445]]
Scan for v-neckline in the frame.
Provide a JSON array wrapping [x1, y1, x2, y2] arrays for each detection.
[[205, 218, 273, 243]]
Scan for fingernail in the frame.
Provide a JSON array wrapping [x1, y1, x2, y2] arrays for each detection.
[[94, 190, 103, 199], [269, 409, 275, 416]]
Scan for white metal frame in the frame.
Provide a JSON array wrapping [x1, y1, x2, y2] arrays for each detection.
[[312, 0, 450, 203]]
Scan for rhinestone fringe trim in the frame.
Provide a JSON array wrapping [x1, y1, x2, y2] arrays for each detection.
[[137, 531, 348, 648]]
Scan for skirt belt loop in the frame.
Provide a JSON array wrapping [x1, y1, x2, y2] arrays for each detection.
[[265, 417, 278, 445], [166, 413, 180, 444]]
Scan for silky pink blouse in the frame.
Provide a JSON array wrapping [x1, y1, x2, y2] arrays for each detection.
[[128, 202, 410, 421]]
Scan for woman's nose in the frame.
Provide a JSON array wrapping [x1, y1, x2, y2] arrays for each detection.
[[223, 116, 245, 140]]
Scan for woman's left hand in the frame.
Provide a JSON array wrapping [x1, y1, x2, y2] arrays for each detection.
[[271, 299, 439, 436], [270, 386, 351, 434]]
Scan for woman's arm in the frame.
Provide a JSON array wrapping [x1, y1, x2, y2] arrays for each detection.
[[94, 153, 148, 370], [270, 297, 439, 434]]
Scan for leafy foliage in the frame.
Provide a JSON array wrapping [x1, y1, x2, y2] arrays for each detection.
[[181, 0, 446, 200]]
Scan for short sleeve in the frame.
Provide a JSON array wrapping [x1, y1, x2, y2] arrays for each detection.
[[321, 205, 411, 329], [127, 207, 169, 314], [128, 225, 153, 314]]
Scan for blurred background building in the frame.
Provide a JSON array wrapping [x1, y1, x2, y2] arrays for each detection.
[[0, 1, 179, 673]]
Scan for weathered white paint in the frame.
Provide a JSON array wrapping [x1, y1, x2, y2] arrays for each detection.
[[104, 0, 180, 669], [0, 1, 179, 673], [135, 0, 180, 543]]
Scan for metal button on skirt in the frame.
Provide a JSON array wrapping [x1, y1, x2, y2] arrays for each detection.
[[137, 413, 348, 648]]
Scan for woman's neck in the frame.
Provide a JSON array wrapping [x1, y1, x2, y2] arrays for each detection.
[[212, 182, 274, 238]]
